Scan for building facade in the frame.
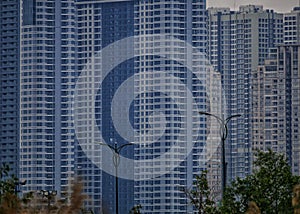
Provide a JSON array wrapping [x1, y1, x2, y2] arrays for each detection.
[[75, 0, 134, 213], [0, 0, 20, 177], [251, 48, 281, 153], [280, 45, 300, 175], [133, 0, 209, 213], [251, 7, 300, 175], [207, 5, 283, 181], [19, 0, 135, 213], [20, 0, 77, 195], [284, 7, 300, 44], [251, 44, 300, 174], [283, 7, 300, 174], [205, 66, 223, 201]]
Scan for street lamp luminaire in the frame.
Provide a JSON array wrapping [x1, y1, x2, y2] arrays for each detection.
[[39, 190, 57, 212], [14, 179, 27, 194], [98, 140, 133, 214], [199, 111, 241, 198]]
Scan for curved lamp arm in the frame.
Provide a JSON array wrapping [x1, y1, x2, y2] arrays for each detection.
[[199, 111, 241, 140]]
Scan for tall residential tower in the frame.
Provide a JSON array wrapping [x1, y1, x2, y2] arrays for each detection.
[[207, 5, 283, 181], [75, 0, 134, 213], [20, 0, 77, 195], [133, 1, 210, 213], [0, 0, 20, 177], [19, 0, 135, 213], [251, 7, 300, 175]]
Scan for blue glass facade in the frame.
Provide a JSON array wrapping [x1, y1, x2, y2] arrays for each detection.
[[4, 1, 299, 214], [133, 0, 208, 213], [101, 3, 134, 212], [20, 0, 77, 194], [0, 0, 20, 177], [19, 0, 75, 198], [75, 1, 134, 213]]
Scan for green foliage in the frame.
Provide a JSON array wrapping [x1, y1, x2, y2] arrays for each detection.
[[0, 164, 18, 197], [0, 166, 88, 213], [0, 164, 33, 214], [220, 149, 300, 213], [182, 170, 220, 214], [0, 164, 21, 214]]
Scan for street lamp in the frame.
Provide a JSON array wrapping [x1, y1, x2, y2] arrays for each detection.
[[98, 140, 133, 214], [39, 190, 57, 212], [14, 179, 27, 194], [199, 111, 241, 198]]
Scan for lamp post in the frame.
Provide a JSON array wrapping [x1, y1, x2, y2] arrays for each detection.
[[98, 141, 133, 214], [199, 111, 241, 198]]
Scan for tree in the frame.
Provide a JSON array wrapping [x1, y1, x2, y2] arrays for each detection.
[[181, 170, 220, 214], [220, 149, 300, 213], [0, 164, 22, 214], [21, 179, 87, 214], [0, 164, 18, 197], [0, 164, 33, 213], [0, 165, 88, 214]]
